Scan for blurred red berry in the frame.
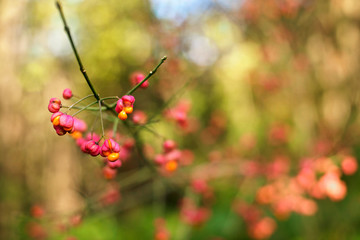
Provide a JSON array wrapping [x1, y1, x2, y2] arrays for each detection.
[[30, 205, 45, 218], [103, 165, 117, 180], [341, 156, 358, 175], [130, 72, 149, 88], [48, 97, 61, 113], [132, 110, 147, 125], [62, 88, 73, 99]]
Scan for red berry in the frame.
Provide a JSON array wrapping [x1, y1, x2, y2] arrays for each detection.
[[62, 88, 73, 99]]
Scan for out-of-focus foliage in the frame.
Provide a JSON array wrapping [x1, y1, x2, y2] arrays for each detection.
[[2, 0, 360, 239]]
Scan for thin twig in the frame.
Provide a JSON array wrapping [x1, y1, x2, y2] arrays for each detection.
[[55, 0, 100, 101], [112, 117, 119, 138], [99, 100, 105, 138], [65, 94, 93, 113], [62, 105, 106, 111], [100, 96, 120, 101], [71, 100, 98, 117], [126, 56, 167, 95]]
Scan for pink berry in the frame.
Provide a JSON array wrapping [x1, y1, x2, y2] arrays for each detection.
[[119, 148, 131, 161], [180, 149, 194, 166], [100, 139, 120, 157], [341, 156, 358, 175], [30, 205, 45, 218], [63, 88, 73, 99], [115, 99, 124, 113], [59, 114, 74, 132], [50, 112, 63, 123], [49, 97, 61, 105], [154, 154, 166, 165], [163, 140, 176, 153], [48, 103, 61, 113], [53, 125, 66, 136], [140, 80, 149, 88], [130, 72, 148, 88], [84, 140, 100, 156], [107, 159, 122, 168], [125, 140, 135, 151], [165, 149, 181, 162], [111, 140, 121, 152], [80, 141, 88, 153], [191, 179, 209, 194], [69, 214, 82, 227], [132, 110, 147, 125], [48, 98, 62, 113], [103, 166, 117, 180], [122, 95, 135, 106], [73, 118, 87, 132], [85, 133, 100, 143]]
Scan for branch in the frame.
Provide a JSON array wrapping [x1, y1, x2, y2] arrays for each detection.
[[126, 56, 167, 95], [55, 0, 100, 101]]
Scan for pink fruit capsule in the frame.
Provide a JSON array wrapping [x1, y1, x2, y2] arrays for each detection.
[[108, 159, 122, 168], [48, 102, 61, 113], [163, 140, 176, 152], [115, 99, 124, 113], [59, 114, 74, 132], [121, 95, 135, 106], [62, 88, 73, 99], [53, 125, 66, 136]]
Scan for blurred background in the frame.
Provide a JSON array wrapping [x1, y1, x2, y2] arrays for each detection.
[[1, 0, 360, 239]]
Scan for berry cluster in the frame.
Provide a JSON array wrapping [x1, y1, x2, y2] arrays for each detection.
[[154, 140, 182, 173], [80, 134, 101, 156], [164, 100, 190, 129], [116, 95, 135, 120], [100, 137, 134, 179], [47, 89, 134, 176], [180, 198, 211, 227], [48, 92, 87, 137], [101, 138, 121, 164], [47, 78, 156, 183]]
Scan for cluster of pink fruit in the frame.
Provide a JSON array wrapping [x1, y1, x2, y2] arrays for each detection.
[[115, 95, 136, 120], [234, 200, 277, 240], [47, 87, 136, 176], [164, 100, 193, 132], [296, 156, 357, 201], [180, 198, 211, 227], [47, 72, 193, 178], [232, 153, 358, 239], [154, 140, 192, 174], [178, 179, 214, 227], [48, 89, 87, 136]]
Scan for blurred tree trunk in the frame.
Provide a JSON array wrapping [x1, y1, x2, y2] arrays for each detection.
[[0, 1, 83, 238], [0, 1, 27, 238]]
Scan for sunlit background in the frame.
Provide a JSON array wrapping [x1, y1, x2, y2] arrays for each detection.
[[1, 0, 360, 239]]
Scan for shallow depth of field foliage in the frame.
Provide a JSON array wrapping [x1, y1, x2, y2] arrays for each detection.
[[2, 0, 360, 239]]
